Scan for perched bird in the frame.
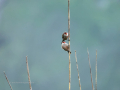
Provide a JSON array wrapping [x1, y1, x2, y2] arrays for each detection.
[[61, 41, 71, 54], [62, 32, 68, 42]]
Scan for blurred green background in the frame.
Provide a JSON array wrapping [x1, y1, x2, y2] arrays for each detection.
[[0, 0, 120, 90]]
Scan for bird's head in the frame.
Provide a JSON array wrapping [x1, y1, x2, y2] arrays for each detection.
[[64, 32, 68, 36], [62, 41, 66, 44]]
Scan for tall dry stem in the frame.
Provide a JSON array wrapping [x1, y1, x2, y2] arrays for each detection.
[[68, 0, 71, 90], [95, 50, 97, 90]]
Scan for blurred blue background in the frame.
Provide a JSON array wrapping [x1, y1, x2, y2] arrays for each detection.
[[0, 0, 120, 90]]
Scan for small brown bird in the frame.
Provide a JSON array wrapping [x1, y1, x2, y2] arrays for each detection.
[[61, 41, 71, 54], [62, 32, 68, 42]]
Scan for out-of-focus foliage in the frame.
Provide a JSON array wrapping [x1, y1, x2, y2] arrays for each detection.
[[0, 0, 120, 90]]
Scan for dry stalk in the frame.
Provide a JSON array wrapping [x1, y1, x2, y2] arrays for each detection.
[[95, 50, 97, 90], [87, 48, 94, 90], [75, 51, 81, 90], [3, 71, 13, 90], [26, 56, 32, 90], [68, 0, 71, 90]]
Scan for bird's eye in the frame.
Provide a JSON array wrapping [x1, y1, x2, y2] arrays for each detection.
[[64, 32, 66, 34]]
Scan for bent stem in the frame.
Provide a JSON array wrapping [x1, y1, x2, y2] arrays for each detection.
[[3, 71, 13, 90], [75, 51, 81, 90], [87, 48, 94, 90], [26, 56, 32, 90]]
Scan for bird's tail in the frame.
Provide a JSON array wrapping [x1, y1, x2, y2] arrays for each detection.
[[61, 40, 65, 44], [68, 51, 71, 54]]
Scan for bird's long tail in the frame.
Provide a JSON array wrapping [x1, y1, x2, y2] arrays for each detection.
[[61, 40, 65, 44], [68, 51, 71, 54]]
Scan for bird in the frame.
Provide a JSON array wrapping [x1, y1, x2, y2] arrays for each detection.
[[61, 41, 71, 54], [62, 32, 68, 42]]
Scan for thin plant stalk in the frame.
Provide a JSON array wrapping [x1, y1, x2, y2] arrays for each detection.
[[26, 56, 32, 90], [68, 0, 71, 90], [95, 50, 97, 90], [87, 48, 94, 90], [75, 51, 81, 90], [3, 71, 13, 90]]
